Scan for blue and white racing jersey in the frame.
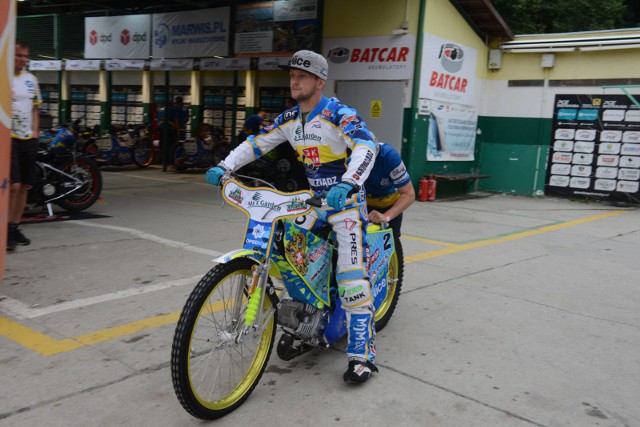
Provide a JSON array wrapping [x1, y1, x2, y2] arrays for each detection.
[[220, 96, 377, 194]]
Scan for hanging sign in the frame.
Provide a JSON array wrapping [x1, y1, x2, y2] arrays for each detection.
[[545, 94, 640, 203], [258, 57, 290, 70], [105, 59, 146, 71], [149, 59, 194, 71], [85, 15, 151, 59], [65, 60, 101, 71], [200, 57, 251, 71], [323, 35, 416, 80], [152, 7, 229, 58], [420, 34, 477, 106], [28, 60, 62, 71]]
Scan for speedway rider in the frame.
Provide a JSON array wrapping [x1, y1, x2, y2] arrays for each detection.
[[206, 50, 379, 384]]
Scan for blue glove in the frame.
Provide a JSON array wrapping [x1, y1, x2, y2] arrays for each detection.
[[206, 166, 225, 186], [326, 183, 354, 210]]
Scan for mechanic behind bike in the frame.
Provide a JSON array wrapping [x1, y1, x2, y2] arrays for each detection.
[[365, 142, 415, 237], [206, 50, 379, 384]]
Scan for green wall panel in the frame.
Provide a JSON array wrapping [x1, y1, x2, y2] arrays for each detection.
[[478, 116, 552, 146], [478, 143, 549, 196]]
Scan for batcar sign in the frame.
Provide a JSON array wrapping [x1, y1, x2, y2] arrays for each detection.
[[420, 34, 478, 106], [323, 35, 416, 80]]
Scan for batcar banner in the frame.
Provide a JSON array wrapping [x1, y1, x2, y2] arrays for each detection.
[[427, 101, 478, 161], [546, 94, 640, 203], [323, 35, 416, 80], [420, 34, 477, 106], [152, 7, 229, 58], [85, 15, 151, 59]]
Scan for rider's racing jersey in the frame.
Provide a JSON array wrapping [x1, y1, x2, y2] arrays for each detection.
[[220, 96, 377, 194]]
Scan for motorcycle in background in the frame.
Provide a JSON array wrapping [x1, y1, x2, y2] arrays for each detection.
[[29, 119, 103, 214], [170, 124, 230, 171], [84, 123, 154, 168]]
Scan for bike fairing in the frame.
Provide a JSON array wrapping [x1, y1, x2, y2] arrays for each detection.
[[217, 95, 378, 365]]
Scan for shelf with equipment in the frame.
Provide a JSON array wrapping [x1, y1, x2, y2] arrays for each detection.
[[259, 87, 291, 123], [39, 83, 60, 128], [202, 86, 246, 142], [69, 85, 100, 128], [111, 85, 144, 126]]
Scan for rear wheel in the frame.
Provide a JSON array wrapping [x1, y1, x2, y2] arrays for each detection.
[[56, 156, 103, 212], [171, 258, 276, 420], [133, 138, 154, 167], [170, 142, 189, 171], [374, 235, 403, 331]]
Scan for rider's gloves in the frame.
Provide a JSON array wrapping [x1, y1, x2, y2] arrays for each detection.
[[326, 182, 355, 210], [206, 166, 225, 186]]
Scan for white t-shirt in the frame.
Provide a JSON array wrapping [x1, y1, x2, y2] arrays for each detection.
[[12, 70, 42, 140]]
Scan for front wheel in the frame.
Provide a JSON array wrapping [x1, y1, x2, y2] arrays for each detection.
[[56, 156, 103, 212], [171, 258, 276, 420], [133, 138, 154, 167], [374, 234, 403, 331]]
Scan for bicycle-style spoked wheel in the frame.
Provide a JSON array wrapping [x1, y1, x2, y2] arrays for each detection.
[[374, 235, 403, 331], [171, 258, 276, 420]]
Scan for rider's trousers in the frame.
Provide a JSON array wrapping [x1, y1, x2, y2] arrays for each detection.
[[297, 194, 376, 364]]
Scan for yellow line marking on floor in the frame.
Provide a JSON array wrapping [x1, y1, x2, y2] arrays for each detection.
[[402, 234, 460, 247], [405, 210, 626, 264], [0, 209, 627, 356]]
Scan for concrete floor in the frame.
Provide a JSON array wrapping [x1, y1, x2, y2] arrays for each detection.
[[1, 165, 639, 427]]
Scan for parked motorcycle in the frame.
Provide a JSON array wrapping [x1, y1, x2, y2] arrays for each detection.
[[29, 121, 103, 214], [84, 123, 154, 167], [170, 124, 230, 171], [171, 173, 403, 420]]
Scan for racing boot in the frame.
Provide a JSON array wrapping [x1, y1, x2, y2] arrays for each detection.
[[343, 357, 378, 384]]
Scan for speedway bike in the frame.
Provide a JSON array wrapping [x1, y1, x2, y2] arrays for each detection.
[[84, 123, 154, 167], [29, 120, 103, 214], [171, 174, 403, 420], [170, 124, 230, 171]]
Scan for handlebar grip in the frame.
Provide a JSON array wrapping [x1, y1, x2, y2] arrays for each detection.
[[305, 197, 323, 208]]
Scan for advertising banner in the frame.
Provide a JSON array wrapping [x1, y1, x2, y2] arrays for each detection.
[[420, 34, 477, 106], [235, 0, 318, 57], [1, 0, 15, 270], [85, 15, 151, 59], [323, 35, 416, 80], [546, 94, 640, 203], [152, 8, 229, 58], [427, 101, 478, 161]]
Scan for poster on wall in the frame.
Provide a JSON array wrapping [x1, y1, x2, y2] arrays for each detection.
[[427, 101, 478, 161], [545, 94, 640, 203], [85, 15, 151, 59], [419, 34, 477, 107], [152, 7, 229, 58], [323, 35, 416, 80], [235, 0, 318, 57]]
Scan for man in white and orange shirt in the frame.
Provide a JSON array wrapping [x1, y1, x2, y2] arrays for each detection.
[[8, 40, 42, 250]]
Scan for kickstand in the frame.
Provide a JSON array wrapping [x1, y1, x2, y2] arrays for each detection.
[[45, 203, 54, 217]]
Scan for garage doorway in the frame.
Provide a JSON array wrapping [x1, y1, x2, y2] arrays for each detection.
[[336, 81, 405, 153]]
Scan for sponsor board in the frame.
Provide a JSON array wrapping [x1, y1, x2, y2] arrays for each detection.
[[546, 94, 640, 203]]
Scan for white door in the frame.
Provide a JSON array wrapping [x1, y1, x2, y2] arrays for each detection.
[[336, 81, 405, 153]]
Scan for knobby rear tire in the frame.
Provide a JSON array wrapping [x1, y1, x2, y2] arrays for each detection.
[[171, 258, 276, 420], [374, 234, 403, 331]]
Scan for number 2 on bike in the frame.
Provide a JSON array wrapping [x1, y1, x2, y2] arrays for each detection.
[[171, 175, 403, 419]]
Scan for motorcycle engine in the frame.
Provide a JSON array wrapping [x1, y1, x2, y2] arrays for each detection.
[[277, 299, 328, 340]]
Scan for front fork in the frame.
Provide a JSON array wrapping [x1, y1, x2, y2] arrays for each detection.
[[237, 259, 276, 342]]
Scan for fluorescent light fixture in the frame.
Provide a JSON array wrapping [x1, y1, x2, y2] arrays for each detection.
[[579, 44, 640, 51], [505, 47, 576, 53]]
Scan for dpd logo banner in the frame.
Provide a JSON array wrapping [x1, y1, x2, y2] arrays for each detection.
[[85, 15, 151, 59]]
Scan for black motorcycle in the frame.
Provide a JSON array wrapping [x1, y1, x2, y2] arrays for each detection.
[[29, 120, 103, 214]]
